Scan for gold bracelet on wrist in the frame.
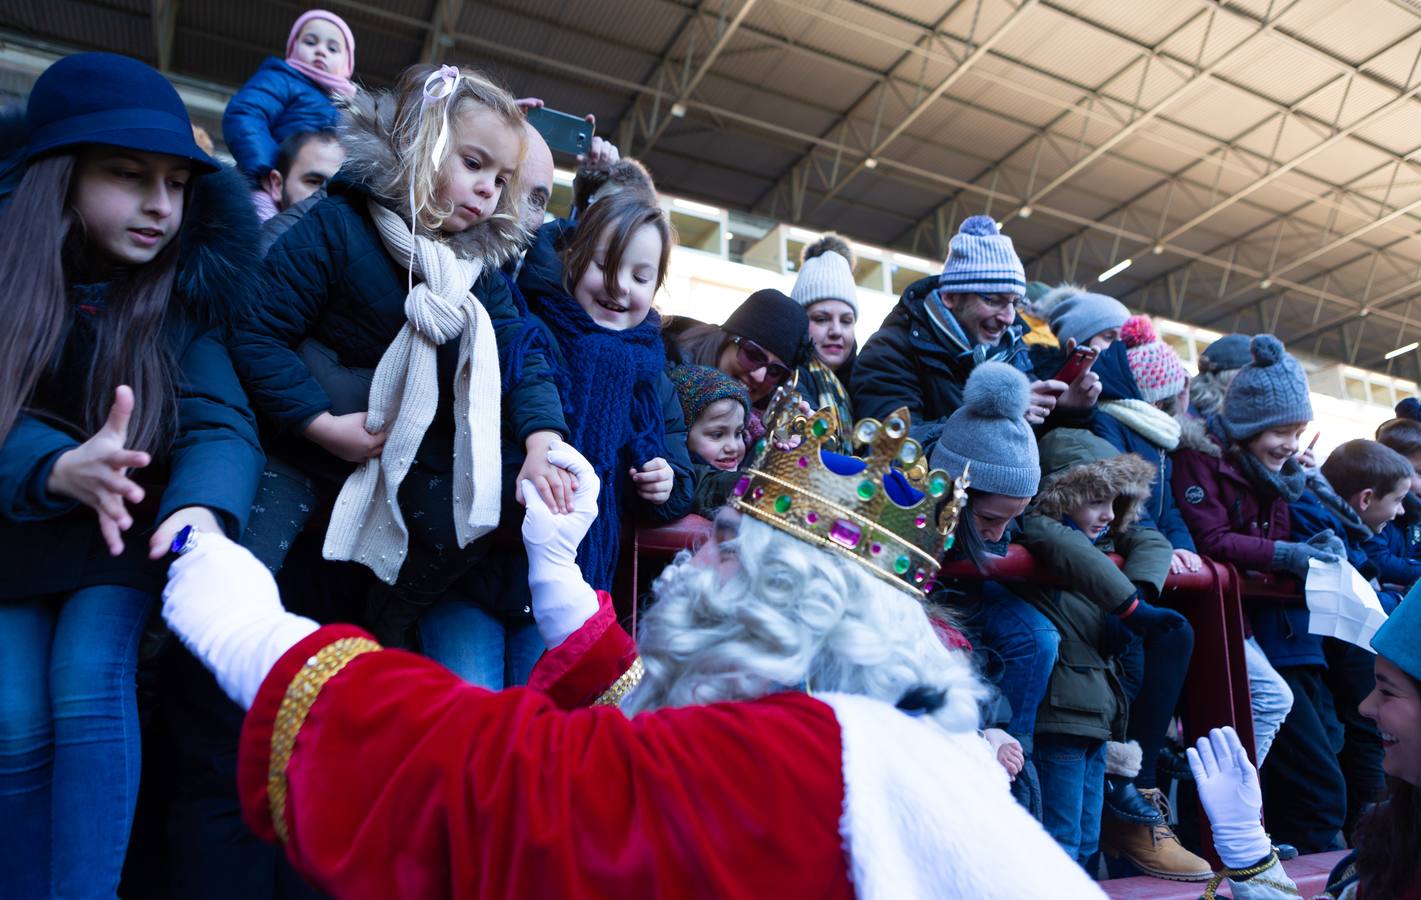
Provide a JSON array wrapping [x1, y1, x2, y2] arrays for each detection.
[[1201, 851, 1294, 899]]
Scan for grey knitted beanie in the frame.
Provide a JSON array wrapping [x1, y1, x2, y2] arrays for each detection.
[[1219, 334, 1313, 442], [791, 234, 859, 315], [1035, 284, 1130, 348], [929, 362, 1040, 498]]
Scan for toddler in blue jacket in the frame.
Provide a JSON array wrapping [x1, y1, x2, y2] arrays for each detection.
[[223, 9, 356, 214], [1370, 415, 1421, 591]]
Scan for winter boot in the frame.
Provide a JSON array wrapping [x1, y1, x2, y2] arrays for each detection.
[[1101, 788, 1214, 882], [1102, 741, 1164, 824]]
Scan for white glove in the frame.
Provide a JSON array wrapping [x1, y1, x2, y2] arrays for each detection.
[[522, 439, 601, 648], [162, 532, 319, 709], [1186, 726, 1273, 869]]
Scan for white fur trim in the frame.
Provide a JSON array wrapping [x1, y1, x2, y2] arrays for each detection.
[[1100, 399, 1182, 451], [822, 693, 1107, 900], [1105, 740, 1144, 778]]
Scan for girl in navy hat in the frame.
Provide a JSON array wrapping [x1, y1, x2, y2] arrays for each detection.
[[0, 52, 265, 896]]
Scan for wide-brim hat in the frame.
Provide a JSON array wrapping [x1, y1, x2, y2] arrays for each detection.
[[22, 53, 218, 173]]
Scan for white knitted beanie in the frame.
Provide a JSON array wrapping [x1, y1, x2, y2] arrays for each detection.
[[791, 234, 859, 315]]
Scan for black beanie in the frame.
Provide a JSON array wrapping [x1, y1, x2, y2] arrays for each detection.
[[721, 289, 810, 368]]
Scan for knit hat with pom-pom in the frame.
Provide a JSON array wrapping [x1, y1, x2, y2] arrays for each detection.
[[1219, 335, 1313, 442], [791, 234, 859, 315], [1035, 283, 1130, 349], [1121, 315, 1189, 404], [929, 362, 1040, 498], [939, 215, 1026, 299]]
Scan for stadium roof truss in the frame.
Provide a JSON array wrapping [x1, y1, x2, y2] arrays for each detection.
[[10, 0, 1421, 376]]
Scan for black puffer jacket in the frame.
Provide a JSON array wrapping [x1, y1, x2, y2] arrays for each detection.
[[850, 276, 1036, 453], [0, 165, 266, 598], [228, 91, 565, 485]]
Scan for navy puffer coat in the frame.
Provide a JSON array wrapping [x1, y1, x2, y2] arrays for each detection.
[[222, 57, 341, 180]]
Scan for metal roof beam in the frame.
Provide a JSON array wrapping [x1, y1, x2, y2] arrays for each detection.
[[620, 0, 760, 158], [419, 0, 464, 65], [1004, 0, 1304, 217], [800, 0, 1039, 217], [151, 0, 178, 72]]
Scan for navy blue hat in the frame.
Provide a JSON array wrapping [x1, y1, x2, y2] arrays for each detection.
[[22, 53, 217, 172]]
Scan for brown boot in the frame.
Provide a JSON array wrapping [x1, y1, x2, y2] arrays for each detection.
[[1100, 788, 1214, 882]]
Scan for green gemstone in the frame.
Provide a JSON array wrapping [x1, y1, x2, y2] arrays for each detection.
[[943, 534, 956, 551], [928, 476, 947, 497], [811, 418, 829, 437], [774, 494, 792, 514], [857, 480, 876, 501], [893, 554, 911, 574], [753, 439, 767, 456]]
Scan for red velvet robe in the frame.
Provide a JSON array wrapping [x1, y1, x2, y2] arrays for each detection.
[[238, 596, 856, 899]]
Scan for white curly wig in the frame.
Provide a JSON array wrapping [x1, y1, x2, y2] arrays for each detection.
[[621, 515, 986, 734]]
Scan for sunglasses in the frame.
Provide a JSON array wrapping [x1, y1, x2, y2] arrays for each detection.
[[731, 335, 792, 383]]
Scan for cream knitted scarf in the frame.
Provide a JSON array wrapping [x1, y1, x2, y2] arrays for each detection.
[[1100, 398, 1182, 451], [323, 201, 502, 584]]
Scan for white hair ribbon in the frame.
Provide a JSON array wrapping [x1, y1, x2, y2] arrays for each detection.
[[406, 64, 464, 290]]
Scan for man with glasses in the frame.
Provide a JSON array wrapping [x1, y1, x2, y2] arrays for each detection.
[[852, 215, 1101, 456]]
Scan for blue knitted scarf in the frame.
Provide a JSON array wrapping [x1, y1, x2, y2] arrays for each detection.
[[528, 287, 667, 591]]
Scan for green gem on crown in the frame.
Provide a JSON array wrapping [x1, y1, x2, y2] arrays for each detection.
[[928, 476, 947, 498], [943, 533, 955, 551], [753, 439, 767, 456], [811, 418, 829, 437], [856, 480, 876, 501], [893, 555, 911, 574], [774, 494, 792, 514]]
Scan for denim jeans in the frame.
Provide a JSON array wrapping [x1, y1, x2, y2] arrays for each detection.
[[0, 584, 154, 898], [955, 582, 1061, 753], [1036, 734, 1107, 868], [1244, 637, 1293, 768], [421, 598, 545, 689]]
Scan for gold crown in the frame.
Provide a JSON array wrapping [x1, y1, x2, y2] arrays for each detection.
[[731, 388, 970, 596]]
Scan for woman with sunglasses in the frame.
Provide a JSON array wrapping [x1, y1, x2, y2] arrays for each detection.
[[662, 288, 810, 441]]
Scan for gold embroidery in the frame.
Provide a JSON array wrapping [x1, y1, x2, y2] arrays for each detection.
[[1201, 852, 1294, 899], [593, 657, 644, 707], [267, 637, 381, 844]]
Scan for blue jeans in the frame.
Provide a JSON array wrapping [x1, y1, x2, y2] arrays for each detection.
[[421, 599, 545, 689], [956, 583, 1060, 752], [1244, 637, 1293, 768], [0, 585, 153, 898], [1036, 734, 1107, 868]]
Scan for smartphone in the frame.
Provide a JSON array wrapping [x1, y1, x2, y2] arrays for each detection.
[[1053, 346, 1099, 384], [527, 107, 592, 156]]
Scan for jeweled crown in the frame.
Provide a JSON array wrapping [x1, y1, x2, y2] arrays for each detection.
[[731, 388, 970, 596]]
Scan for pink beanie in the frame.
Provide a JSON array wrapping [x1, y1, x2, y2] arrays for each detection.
[[1122, 316, 1188, 404], [286, 9, 356, 77]]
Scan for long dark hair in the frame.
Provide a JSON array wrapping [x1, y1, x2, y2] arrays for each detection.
[[0, 152, 180, 455], [1352, 670, 1421, 900]]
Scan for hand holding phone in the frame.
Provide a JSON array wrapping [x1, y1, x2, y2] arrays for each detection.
[[1054, 346, 1099, 384], [527, 107, 592, 156]]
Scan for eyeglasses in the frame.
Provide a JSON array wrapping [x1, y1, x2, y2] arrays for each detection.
[[974, 293, 1026, 313], [731, 335, 792, 383]]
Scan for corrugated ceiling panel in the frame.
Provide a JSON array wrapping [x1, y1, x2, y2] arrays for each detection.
[[1217, 41, 1339, 107], [1164, 79, 1279, 142], [1057, 0, 1205, 46], [1280, 0, 1421, 66], [990, 6, 1139, 91], [1352, 98, 1421, 157]]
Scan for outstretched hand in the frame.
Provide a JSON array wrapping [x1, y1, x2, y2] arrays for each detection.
[[522, 439, 602, 648], [1186, 727, 1272, 869], [46, 385, 152, 556]]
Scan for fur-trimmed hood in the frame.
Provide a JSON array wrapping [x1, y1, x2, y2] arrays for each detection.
[[1177, 414, 1223, 457], [0, 105, 262, 330], [1032, 428, 1157, 533], [335, 89, 526, 269]]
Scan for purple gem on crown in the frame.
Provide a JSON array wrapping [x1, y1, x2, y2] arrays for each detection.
[[733, 477, 751, 497], [829, 519, 862, 549]]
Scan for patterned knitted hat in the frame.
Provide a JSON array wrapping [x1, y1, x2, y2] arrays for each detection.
[[668, 364, 751, 426], [1121, 316, 1188, 404], [939, 215, 1026, 298], [929, 362, 1040, 498], [791, 234, 859, 315], [1219, 335, 1313, 442], [1035, 284, 1130, 348]]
